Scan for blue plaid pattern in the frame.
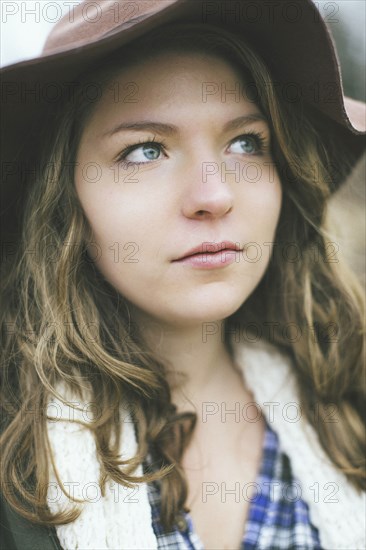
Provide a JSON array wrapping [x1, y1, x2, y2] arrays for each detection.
[[144, 422, 322, 549]]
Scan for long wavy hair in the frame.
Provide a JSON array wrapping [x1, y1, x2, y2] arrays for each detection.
[[1, 22, 365, 532]]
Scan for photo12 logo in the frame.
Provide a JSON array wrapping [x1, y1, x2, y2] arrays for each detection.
[[1, 2, 140, 25]]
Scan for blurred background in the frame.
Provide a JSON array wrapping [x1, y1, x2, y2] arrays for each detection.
[[1, 0, 365, 285], [1, 0, 84, 68]]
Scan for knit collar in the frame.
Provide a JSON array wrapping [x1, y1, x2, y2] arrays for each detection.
[[46, 336, 366, 549]]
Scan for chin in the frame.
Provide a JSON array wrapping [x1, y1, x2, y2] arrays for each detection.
[[157, 294, 248, 329]]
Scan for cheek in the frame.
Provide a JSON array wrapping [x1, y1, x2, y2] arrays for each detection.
[[74, 183, 161, 286], [75, 168, 135, 242], [245, 174, 282, 235], [263, 188, 282, 234]]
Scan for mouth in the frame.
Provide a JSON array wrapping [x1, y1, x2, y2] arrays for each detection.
[[171, 241, 243, 269]]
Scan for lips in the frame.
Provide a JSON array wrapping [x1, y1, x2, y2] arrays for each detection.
[[173, 240, 242, 261]]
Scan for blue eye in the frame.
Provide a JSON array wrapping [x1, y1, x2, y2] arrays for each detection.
[[229, 134, 265, 155], [121, 142, 162, 164]]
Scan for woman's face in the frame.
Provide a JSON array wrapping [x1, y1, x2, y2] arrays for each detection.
[[75, 51, 282, 328]]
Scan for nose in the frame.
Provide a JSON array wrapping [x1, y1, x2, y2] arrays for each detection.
[[181, 154, 235, 221]]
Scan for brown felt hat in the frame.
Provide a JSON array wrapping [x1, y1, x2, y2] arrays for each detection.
[[1, 0, 365, 255]]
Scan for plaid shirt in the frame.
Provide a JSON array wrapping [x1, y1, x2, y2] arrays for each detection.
[[144, 421, 322, 549]]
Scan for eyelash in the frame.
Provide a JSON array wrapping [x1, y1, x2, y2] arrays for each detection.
[[115, 131, 268, 167]]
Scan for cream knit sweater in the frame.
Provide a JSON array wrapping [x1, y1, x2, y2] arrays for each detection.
[[46, 336, 366, 549]]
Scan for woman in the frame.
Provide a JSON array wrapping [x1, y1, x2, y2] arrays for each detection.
[[1, 1, 365, 549]]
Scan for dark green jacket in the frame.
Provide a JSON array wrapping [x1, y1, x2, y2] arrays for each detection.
[[0, 492, 62, 550]]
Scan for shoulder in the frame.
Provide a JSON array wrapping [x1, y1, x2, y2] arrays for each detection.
[[45, 381, 158, 549], [0, 490, 62, 550], [231, 335, 366, 550]]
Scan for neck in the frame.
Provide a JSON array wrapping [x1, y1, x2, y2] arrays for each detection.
[[130, 311, 247, 413]]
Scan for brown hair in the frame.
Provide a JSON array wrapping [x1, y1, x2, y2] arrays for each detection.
[[1, 22, 365, 533]]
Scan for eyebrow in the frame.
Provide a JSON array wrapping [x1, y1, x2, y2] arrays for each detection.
[[103, 113, 268, 138]]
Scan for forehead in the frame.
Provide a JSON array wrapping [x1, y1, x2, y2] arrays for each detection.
[[82, 50, 257, 127], [107, 49, 245, 82]]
